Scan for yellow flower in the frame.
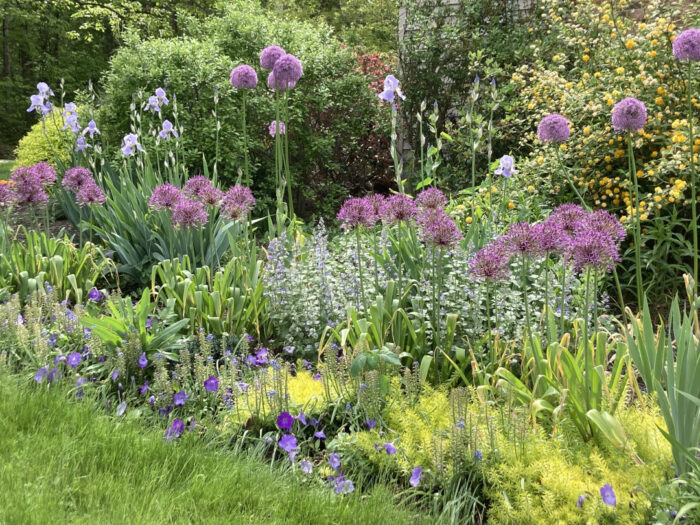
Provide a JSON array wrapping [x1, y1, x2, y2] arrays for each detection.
[[655, 96, 664, 106], [466, 216, 473, 224], [625, 39, 636, 49], [582, 54, 590, 62], [507, 201, 515, 209], [583, 125, 591, 135], [527, 185, 535, 193]]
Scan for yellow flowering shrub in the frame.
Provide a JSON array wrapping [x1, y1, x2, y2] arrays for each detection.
[[510, 0, 700, 224], [13, 108, 72, 169]]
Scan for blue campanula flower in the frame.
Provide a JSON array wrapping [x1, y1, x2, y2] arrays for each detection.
[[204, 376, 219, 392], [138, 352, 148, 368], [600, 483, 616, 506], [140, 381, 149, 395], [328, 453, 341, 471], [409, 466, 423, 487], [474, 450, 483, 461], [165, 419, 184, 442], [300, 459, 313, 475], [35, 366, 49, 383], [66, 352, 81, 368], [277, 411, 294, 430], [314, 430, 326, 440], [383, 442, 397, 455], [173, 390, 188, 406], [366, 418, 377, 429], [116, 401, 127, 416], [279, 434, 298, 453], [88, 288, 103, 302]]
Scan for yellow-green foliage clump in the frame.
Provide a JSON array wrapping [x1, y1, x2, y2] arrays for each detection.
[[13, 109, 72, 169], [349, 381, 673, 525]]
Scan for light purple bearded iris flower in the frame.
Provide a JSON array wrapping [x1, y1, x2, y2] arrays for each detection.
[[495, 155, 517, 177], [82, 120, 100, 137], [121, 133, 145, 156], [159, 119, 179, 139], [379, 74, 406, 102]]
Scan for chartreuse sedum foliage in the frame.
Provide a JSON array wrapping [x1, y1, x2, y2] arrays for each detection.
[[13, 108, 72, 169], [0, 229, 114, 304], [346, 378, 671, 525]]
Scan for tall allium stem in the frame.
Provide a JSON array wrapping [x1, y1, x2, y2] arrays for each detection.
[[390, 106, 404, 193], [686, 62, 698, 297], [559, 262, 567, 335], [521, 258, 535, 353], [583, 267, 592, 414], [468, 98, 476, 216], [214, 89, 220, 178], [556, 147, 587, 210], [355, 228, 366, 313], [241, 90, 250, 186], [628, 133, 644, 303], [486, 282, 494, 364], [544, 254, 550, 318], [283, 92, 293, 218], [371, 228, 379, 292]]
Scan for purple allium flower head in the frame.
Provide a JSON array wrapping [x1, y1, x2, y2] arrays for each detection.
[[268, 120, 286, 137], [566, 228, 620, 273], [159, 119, 179, 140], [88, 288, 103, 302], [531, 220, 567, 254], [410, 466, 423, 487], [230, 65, 258, 89], [469, 244, 511, 282], [66, 352, 81, 368], [149, 183, 182, 211], [612, 97, 647, 133], [82, 120, 100, 138], [23, 162, 56, 187], [547, 203, 587, 237], [673, 28, 700, 61], [222, 185, 255, 220], [0, 184, 16, 208], [10, 166, 48, 205], [494, 155, 517, 177], [379, 74, 406, 102], [62, 166, 92, 191], [260, 45, 286, 70], [74, 136, 91, 152], [577, 495, 586, 508], [121, 133, 145, 156], [200, 185, 224, 207], [416, 187, 447, 209], [498, 222, 542, 258], [380, 194, 418, 224], [277, 411, 294, 430], [362, 194, 386, 218], [537, 113, 571, 143], [203, 375, 219, 392], [383, 442, 397, 455], [337, 197, 375, 230], [138, 352, 148, 368], [420, 208, 463, 248], [183, 175, 214, 200], [279, 433, 298, 453], [271, 54, 303, 90], [600, 483, 616, 506], [165, 419, 185, 442], [328, 452, 341, 471], [173, 390, 189, 406], [300, 459, 313, 474], [76, 180, 106, 206], [172, 199, 208, 229], [582, 209, 626, 244], [35, 365, 49, 383]]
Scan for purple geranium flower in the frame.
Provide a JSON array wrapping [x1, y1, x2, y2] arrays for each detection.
[[410, 466, 423, 487], [600, 483, 616, 506], [173, 390, 188, 406], [277, 411, 294, 430], [204, 376, 219, 392]]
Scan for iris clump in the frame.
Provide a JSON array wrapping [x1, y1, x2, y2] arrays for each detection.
[[537, 113, 571, 143]]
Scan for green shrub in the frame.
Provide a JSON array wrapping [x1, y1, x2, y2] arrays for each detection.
[[13, 109, 72, 169], [98, 0, 388, 220]]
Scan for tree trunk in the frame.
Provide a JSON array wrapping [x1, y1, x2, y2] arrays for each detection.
[[2, 14, 10, 77]]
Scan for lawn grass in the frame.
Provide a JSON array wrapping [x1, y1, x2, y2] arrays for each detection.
[[0, 159, 12, 180], [0, 375, 427, 525]]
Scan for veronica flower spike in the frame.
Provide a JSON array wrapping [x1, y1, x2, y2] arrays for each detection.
[[379, 75, 406, 102]]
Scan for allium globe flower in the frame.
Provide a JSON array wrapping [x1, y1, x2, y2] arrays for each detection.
[[271, 54, 303, 90], [547, 203, 587, 237], [611, 97, 647, 133], [0, 183, 16, 208], [172, 199, 208, 229], [33, 162, 57, 187], [420, 208, 463, 248], [566, 228, 620, 273], [230, 64, 258, 89], [337, 197, 375, 230], [362, 193, 385, 217], [149, 183, 182, 211], [498, 222, 543, 258], [183, 175, 214, 200], [537, 113, 571, 143], [260, 45, 286, 70], [532, 220, 566, 254], [200, 186, 223, 207], [222, 185, 255, 219], [76, 180, 106, 206], [62, 166, 92, 191], [672, 28, 700, 61], [268, 120, 286, 137], [380, 194, 418, 224], [10, 166, 48, 205], [469, 244, 511, 282], [581, 209, 626, 244], [416, 187, 447, 209]]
